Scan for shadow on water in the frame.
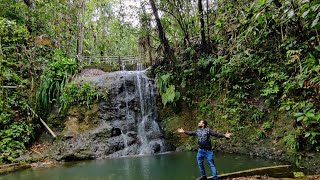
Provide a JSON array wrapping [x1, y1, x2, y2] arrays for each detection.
[[0, 151, 287, 180]]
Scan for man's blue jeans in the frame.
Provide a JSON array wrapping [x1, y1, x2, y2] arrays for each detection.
[[197, 149, 218, 180]]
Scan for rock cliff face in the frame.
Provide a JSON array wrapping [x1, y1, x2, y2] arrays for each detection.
[[50, 70, 169, 161]]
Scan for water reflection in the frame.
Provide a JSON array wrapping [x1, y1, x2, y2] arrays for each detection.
[[1, 152, 282, 180]]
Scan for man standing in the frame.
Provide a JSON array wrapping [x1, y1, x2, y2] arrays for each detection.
[[178, 120, 231, 180]]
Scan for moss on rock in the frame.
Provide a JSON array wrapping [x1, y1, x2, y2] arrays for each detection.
[[62, 103, 100, 136]]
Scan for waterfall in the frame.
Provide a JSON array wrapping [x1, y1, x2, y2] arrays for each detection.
[[51, 67, 169, 161], [136, 63, 144, 71], [97, 69, 166, 156], [121, 62, 126, 71], [135, 71, 164, 154], [121, 130, 129, 154]]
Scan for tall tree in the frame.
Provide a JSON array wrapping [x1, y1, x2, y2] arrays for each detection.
[[77, 0, 86, 58], [160, 0, 192, 47], [149, 0, 175, 64], [139, 1, 153, 64], [198, 0, 206, 51], [206, 0, 210, 47]]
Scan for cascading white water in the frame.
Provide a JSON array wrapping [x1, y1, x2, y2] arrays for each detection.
[[134, 71, 164, 154], [121, 62, 126, 71], [136, 63, 144, 71], [101, 69, 166, 156], [121, 130, 129, 149], [121, 77, 130, 153]]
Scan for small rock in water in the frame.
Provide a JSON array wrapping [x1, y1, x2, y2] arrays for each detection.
[[175, 147, 184, 152]]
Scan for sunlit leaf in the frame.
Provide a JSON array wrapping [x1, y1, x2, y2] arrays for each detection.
[[258, 14, 265, 25], [297, 116, 304, 121], [306, 112, 315, 118], [288, 9, 295, 18], [311, 17, 319, 28], [244, 7, 251, 12], [294, 112, 304, 117], [302, 10, 310, 18], [258, 0, 265, 6]]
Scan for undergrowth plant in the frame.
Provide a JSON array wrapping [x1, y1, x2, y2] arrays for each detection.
[[59, 82, 107, 114], [36, 51, 79, 115]]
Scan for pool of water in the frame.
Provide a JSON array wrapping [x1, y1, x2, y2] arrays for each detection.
[[1, 151, 284, 180]]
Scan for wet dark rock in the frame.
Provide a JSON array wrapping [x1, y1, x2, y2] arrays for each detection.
[[111, 127, 122, 137], [50, 121, 113, 161], [150, 142, 161, 153], [48, 70, 170, 161], [14, 153, 43, 163]]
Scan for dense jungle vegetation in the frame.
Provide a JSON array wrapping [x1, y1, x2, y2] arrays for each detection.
[[0, 0, 319, 168]]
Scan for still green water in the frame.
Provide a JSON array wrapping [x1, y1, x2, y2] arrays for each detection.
[[1, 151, 283, 180]]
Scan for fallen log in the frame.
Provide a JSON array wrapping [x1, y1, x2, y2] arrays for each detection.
[[26, 104, 57, 139], [196, 165, 293, 180], [0, 163, 31, 175]]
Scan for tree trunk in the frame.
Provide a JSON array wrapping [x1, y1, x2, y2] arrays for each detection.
[[77, 0, 85, 60], [149, 0, 174, 63], [140, 1, 153, 65], [206, 0, 210, 47], [198, 0, 207, 51], [147, 35, 153, 65], [176, 0, 190, 47], [23, 0, 32, 7]]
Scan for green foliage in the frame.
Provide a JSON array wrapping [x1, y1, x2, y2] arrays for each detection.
[[293, 172, 305, 178], [36, 52, 79, 115], [156, 73, 171, 94], [261, 72, 288, 105], [256, 121, 273, 139], [0, 17, 29, 86], [293, 108, 319, 124], [161, 85, 180, 106], [280, 100, 320, 154], [283, 128, 304, 166], [59, 82, 105, 114], [0, 17, 36, 163], [0, 0, 29, 24], [0, 122, 34, 163], [199, 102, 214, 118], [156, 73, 180, 106], [82, 0, 139, 56], [28, 0, 80, 54], [218, 98, 244, 123], [155, 0, 320, 164]]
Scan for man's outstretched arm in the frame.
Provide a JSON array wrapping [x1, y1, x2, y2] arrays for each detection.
[[209, 129, 231, 139], [177, 128, 197, 136]]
